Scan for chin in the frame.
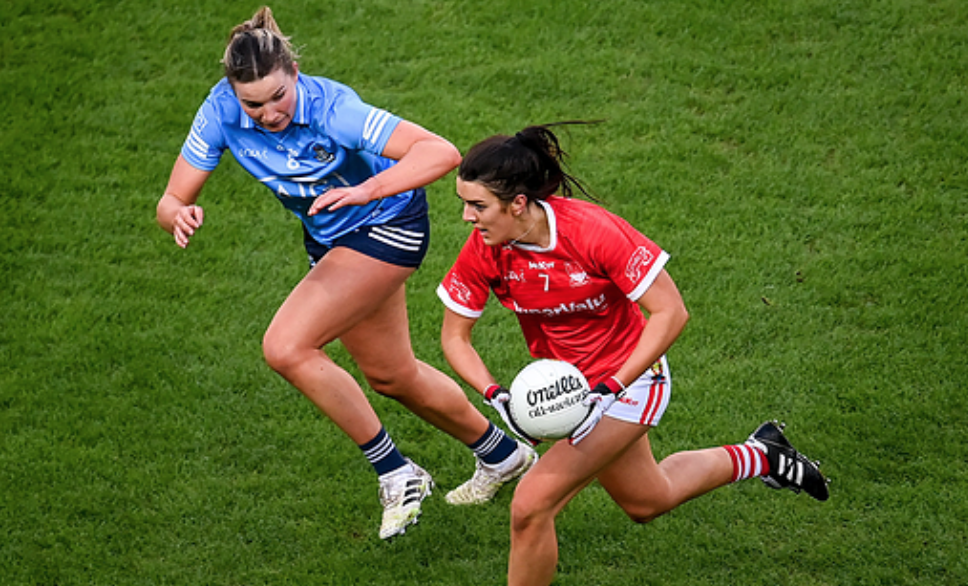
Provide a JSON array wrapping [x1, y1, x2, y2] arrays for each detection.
[[263, 120, 290, 132]]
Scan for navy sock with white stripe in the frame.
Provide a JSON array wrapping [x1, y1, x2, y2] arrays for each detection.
[[469, 422, 518, 465], [359, 427, 409, 477]]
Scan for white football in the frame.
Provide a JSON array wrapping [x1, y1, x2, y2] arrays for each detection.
[[507, 360, 592, 440]]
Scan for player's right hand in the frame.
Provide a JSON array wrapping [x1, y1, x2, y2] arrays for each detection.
[[307, 183, 375, 215], [172, 205, 204, 249], [484, 384, 540, 446]]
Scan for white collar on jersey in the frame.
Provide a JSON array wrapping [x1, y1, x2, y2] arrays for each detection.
[[508, 198, 557, 252]]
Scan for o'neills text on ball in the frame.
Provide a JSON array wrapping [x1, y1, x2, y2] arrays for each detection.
[[527, 375, 585, 407]]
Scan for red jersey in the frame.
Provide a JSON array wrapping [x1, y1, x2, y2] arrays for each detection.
[[437, 196, 669, 386]]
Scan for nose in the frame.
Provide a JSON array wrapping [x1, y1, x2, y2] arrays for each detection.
[[262, 104, 283, 125], [462, 203, 476, 223]]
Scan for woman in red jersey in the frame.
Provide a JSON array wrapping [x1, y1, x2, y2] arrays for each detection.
[[437, 123, 829, 586]]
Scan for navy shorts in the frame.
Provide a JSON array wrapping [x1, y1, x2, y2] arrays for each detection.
[[304, 189, 430, 269]]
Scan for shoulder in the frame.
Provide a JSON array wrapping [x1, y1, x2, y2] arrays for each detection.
[[196, 78, 241, 124], [456, 230, 501, 268], [299, 74, 361, 111], [299, 74, 342, 98], [549, 197, 657, 260], [548, 196, 626, 234], [187, 78, 240, 141], [204, 78, 239, 108], [460, 228, 492, 258], [548, 195, 602, 216], [299, 74, 385, 141]]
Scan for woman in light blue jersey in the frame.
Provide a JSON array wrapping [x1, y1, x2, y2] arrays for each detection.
[[156, 6, 535, 541]]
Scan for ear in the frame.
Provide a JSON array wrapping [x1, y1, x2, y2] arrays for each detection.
[[510, 194, 529, 216]]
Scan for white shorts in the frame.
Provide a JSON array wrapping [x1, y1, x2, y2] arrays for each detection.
[[603, 355, 671, 427]]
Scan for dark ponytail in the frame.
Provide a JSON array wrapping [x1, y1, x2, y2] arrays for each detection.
[[458, 121, 598, 204]]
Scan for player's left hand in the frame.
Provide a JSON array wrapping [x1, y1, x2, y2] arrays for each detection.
[[570, 377, 625, 445], [308, 184, 376, 215]]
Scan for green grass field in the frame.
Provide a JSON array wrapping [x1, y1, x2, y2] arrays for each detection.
[[2, 0, 967, 584]]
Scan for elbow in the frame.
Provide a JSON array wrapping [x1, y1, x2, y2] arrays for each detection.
[[155, 197, 169, 230], [427, 133, 462, 173], [443, 141, 462, 172], [440, 332, 460, 369], [677, 304, 690, 332], [440, 320, 472, 372]]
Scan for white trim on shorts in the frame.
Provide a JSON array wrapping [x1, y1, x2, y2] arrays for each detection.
[[368, 225, 425, 252], [603, 355, 671, 427]]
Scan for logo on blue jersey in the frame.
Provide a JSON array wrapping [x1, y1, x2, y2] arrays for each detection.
[[312, 143, 335, 163]]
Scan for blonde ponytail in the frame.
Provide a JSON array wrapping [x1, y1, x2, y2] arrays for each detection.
[[222, 6, 298, 84]]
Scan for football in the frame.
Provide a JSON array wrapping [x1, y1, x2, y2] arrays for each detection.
[[507, 360, 592, 440]]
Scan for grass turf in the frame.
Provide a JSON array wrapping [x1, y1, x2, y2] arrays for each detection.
[[1, 0, 966, 584]]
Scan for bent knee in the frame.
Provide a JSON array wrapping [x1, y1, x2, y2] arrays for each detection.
[[509, 487, 558, 533], [621, 501, 672, 525], [510, 499, 540, 534], [262, 331, 309, 374], [363, 364, 419, 398], [626, 510, 660, 525]]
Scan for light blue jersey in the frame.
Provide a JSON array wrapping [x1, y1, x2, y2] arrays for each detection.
[[180, 74, 413, 245]]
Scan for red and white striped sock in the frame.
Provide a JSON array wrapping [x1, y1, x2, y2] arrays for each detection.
[[723, 443, 770, 482]]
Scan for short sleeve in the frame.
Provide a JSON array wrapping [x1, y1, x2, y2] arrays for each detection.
[[587, 211, 669, 301], [436, 234, 495, 319], [324, 87, 402, 156], [180, 98, 226, 172]]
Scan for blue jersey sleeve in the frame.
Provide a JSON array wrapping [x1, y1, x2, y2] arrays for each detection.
[[180, 97, 227, 172], [323, 87, 401, 156]]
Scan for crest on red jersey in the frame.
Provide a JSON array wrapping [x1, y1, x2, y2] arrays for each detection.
[[564, 262, 589, 287]]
